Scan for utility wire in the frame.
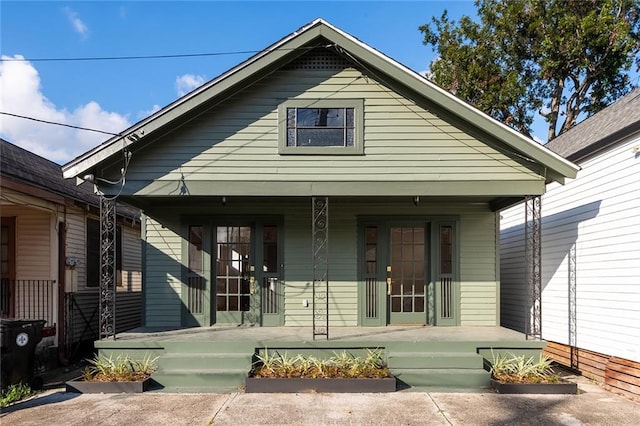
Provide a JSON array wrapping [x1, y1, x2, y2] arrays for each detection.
[[0, 111, 122, 136], [0, 45, 319, 63]]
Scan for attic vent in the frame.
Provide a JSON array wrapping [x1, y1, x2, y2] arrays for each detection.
[[285, 48, 353, 70]]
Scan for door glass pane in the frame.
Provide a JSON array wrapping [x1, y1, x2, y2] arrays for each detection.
[[390, 226, 426, 314], [263, 226, 278, 273], [188, 226, 203, 273], [216, 226, 251, 312], [364, 226, 378, 319]]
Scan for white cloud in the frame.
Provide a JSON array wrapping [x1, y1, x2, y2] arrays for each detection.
[[0, 55, 130, 164], [64, 7, 89, 37], [137, 104, 162, 120], [175, 74, 205, 97]]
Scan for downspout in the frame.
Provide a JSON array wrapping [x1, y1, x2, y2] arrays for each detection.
[[57, 219, 68, 366]]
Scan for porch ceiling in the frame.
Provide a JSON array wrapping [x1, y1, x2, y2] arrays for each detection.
[[118, 194, 526, 213]]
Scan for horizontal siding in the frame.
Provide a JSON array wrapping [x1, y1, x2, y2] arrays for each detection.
[[459, 208, 498, 326], [144, 215, 182, 327], [121, 67, 540, 190], [500, 134, 640, 362], [65, 211, 86, 291], [120, 225, 142, 292], [283, 204, 358, 326], [145, 199, 499, 327]]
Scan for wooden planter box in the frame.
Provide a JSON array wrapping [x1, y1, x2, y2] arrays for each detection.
[[66, 377, 152, 394], [245, 376, 396, 393], [490, 379, 578, 394]]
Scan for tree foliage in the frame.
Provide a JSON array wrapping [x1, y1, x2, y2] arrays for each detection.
[[420, 0, 640, 141]]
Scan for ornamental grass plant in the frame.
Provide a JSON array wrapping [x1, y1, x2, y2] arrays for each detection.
[[250, 348, 391, 379], [82, 353, 158, 382], [490, 350, 561, 384]]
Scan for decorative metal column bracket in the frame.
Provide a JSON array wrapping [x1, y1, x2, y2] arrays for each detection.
[[568, 242, 578, 369], [312, 196, 329, 340], [524, 196, 542, 340], [99, 196, 117, 340]]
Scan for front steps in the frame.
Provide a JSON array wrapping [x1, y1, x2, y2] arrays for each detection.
[[388, 351, 490, 389], [152, 342, 253, 392], [148, 342, 492, 392]]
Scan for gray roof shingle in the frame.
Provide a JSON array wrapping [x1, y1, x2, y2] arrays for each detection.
[[1, 138, 138, 219], [545, 88, 640, 161]]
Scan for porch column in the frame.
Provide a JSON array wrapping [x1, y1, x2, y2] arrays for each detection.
[[524, 196, 542, 340], [312, 196, 329, 340], [568, 242, 578, 368], [99, 195, 117, 340]]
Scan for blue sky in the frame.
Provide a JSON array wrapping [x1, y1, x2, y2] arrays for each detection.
[[0, 1, 549, 164]]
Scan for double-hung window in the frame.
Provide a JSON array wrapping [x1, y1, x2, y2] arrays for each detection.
[[278, 99, 364, 154]]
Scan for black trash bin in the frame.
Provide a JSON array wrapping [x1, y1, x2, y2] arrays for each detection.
[[0, 319, 46, 390]]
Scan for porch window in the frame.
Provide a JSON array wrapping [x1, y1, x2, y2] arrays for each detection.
[[86, 218, 122, 288], [278, 99, 364, 155]]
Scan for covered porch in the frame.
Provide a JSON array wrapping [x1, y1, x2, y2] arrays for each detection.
[[96, 325, 545, 392]]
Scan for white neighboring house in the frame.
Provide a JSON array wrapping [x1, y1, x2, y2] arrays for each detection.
[[500, 88, 640, 400]]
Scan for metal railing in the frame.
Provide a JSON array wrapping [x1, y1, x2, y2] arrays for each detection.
[[0, 278, 56, 327]]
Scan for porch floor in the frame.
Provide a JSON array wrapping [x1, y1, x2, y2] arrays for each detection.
[[107, 325, 537, 345]]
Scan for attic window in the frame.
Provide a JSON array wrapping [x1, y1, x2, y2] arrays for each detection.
[[278, 99, 364, 155]]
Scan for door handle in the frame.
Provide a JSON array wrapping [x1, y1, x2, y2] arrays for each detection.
[[387, 278, 392, 295], [249, 276, 256, 294]]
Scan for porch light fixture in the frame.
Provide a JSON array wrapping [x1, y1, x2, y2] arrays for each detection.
[[221, 196, 227, 206], [413, 196, 420, 206]]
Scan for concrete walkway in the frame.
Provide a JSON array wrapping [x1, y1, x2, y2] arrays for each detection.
[[2, 374, 638, 425]]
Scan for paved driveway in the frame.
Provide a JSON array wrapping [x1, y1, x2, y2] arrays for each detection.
[[2, 375, 638, 425]]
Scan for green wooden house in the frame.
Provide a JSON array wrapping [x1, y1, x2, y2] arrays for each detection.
[[62, 19, 578, 391]]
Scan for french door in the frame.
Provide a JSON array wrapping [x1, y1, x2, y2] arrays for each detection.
[[183, 220, 282, 327], [360, 220, 457, 326]]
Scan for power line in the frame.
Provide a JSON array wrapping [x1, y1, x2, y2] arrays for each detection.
[[0, 46, 319, 63], [0, 112, 122, 136]]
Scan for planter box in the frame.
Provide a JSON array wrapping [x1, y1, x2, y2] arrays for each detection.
[[490, 379, 578, 394], [245, 377, 396, 393], [66, 377, 152, 394]]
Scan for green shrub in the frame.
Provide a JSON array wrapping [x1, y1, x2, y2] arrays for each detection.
[[0, 383, 34, 407]]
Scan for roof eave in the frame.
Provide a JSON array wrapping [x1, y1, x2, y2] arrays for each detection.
[[62, 18, 579, 184], [62, 19, 329, 179]]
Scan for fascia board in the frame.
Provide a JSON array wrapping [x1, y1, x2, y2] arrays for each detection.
[[62, 20, 327, 179]]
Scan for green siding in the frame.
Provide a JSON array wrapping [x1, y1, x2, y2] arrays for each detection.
[[142, 199, 498, 327], [115, 66, 543, 197], [144, 216, 183, 327], [459, 212, 498, 326]]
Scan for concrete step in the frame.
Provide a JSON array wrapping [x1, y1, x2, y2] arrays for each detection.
[[158, 352, 253, 370], [162, 341, 255, 353], [392, 368, 490, 388], [387, 352, 484, 369], [152, 368, 247, 393]]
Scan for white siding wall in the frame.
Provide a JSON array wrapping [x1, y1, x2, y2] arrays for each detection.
[[500, 133, 640, 362]]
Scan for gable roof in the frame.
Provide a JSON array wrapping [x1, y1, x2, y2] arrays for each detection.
[[62, 18, 578, 184], [1, 138, 139, 219], [545, 88, 640, 162]]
